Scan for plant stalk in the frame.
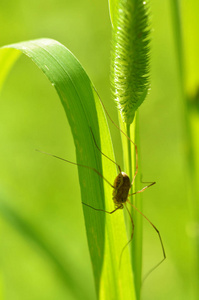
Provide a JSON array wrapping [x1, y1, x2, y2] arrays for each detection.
[[125, 113, 142, 300]]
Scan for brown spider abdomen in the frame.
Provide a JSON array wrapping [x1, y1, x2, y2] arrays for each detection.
[[112, 172, 131, 207]]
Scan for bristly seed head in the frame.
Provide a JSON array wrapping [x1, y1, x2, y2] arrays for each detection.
[[111, 0, 151, 124]]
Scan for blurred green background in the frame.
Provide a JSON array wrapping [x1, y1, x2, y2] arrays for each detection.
[[0, 0, 198, 299]]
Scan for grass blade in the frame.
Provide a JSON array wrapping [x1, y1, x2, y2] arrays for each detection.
[[0, 38, 136, 299]]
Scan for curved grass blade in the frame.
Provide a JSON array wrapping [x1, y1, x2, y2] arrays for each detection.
[[0, 39, 136, 299], [0, 39, 105, 298]]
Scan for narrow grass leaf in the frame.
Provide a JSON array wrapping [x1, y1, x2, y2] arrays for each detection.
[[0, 39, 105, 298], [0, 39, 136, 299]]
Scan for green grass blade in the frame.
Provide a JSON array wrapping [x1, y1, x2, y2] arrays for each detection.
[[0, 39, 136, 299], [0, 38, 105, 296]]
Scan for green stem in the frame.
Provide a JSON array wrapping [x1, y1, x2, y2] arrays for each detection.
[[125, 115, 142, 300], [126, 124, 133, 185]]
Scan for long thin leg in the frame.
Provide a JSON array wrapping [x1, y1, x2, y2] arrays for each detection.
[[82, 202, 122, 214], [127, 199, 166, 279], [36, 149, 116, 189], [92, 87, 138, 184], [90, 127, 121, 173], [119, 203, 134, 268], [128, 181, 156, 196]]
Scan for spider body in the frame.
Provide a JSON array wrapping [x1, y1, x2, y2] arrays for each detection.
[[112, 172, 131, 208]]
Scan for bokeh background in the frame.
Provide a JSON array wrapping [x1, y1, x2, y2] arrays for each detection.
[[0, 0, 199, 299]]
